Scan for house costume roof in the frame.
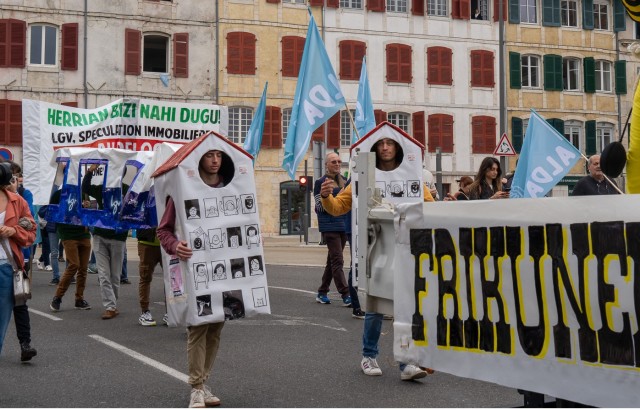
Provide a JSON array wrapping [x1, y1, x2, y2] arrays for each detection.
[[350, 121, 425, 155]]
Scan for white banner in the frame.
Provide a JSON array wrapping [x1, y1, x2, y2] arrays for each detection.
[[392, 195, 640, 407], [22, 98, 228, 204]]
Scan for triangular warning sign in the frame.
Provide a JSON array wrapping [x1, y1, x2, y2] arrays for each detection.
[[493, 133, 517, 156]]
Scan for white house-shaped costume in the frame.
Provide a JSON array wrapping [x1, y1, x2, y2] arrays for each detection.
[[152, 131, 270, 327]]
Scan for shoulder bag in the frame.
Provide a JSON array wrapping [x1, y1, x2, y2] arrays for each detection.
[[1, 240, 31, 306]]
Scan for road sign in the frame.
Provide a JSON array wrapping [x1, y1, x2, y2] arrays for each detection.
[[493, 133, 516, 156]]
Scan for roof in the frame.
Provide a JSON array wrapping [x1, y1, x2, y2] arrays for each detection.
[[350, 121, 425, 156], [151, 131, 253, 178]]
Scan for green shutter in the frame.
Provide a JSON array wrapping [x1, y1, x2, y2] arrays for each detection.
[[542, 0, 561, 26], [585, 120, 596, 155], [614, 0, 627, 32], [544, 54, 562, 91], [584, 57, 595, 93], [509, 0, 520, 23], [511, 117, 523, 153], [510, 52, 521, 89], [615, 60, 627, 95], [583, 0, 594, 30], [547, 118, 564, 135]]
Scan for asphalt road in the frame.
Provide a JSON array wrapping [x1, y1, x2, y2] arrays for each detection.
[[0, 261, 524, 408]]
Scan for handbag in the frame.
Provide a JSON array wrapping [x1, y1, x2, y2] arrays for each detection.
[[1, 239, 31, 306]]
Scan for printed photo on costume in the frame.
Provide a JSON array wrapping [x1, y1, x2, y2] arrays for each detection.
[[408, 180, 421, 197], [223, 290, 245, 320], [389, 181, 405, 197], [240, 194, 256, 214], [184, 199, 201, 220], [252, 287, 268, 308], [193, 262, 210, 290], [248, 255, 264, 276], [169, 259, 184, 297], [230, 258, 246, 279], [196, 294, 213, 316], [208, 228, 224, 249], [204, 197, 219, 218], [211, 260, 227, 281], [245, 224, 260, 249], [226, 226, 242, 248], [222, 195, 239, 216], [190, 227, 208, 252]]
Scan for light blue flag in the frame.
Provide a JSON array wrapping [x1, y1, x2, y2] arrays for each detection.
[[510, 110, 582, 198], [243, 82, 268, 160], [354, 56, 375, 143], [282, 12, 346, 180]]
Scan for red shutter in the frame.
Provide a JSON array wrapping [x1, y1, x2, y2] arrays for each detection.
[[412, 111, 425, 146], [327, 112, 341, 148], [266, 0, 280, 3], [374, 109, 387, 124], [0, 100, 6, 144], [460, 0, 471, 20], [227, 32, 241, 74], [1, 20, 26, 68], [228, 32, 256, 75], [124, 28, 141, 75], [7, 100, 21, 145], [340, 40, 366, 80], [282, 36, 304, 77], [483, 51, 495, 87], [309, 0, 324, 5], [471, 50, 494, 87], [471, 116, 496, 153], [493, 0, 507, 21], [428, 114, 454, 153], [311, 125, 325, 142], [427, 47, 452, 85], [411, 0, 425, 15], [470, 51, 481, 86], [367, 0, 386, 12], [399, 45, 412, 83], [61, 23, 78, 71], [451, 0, 460, 18], [386, 44, 397, 82], [0, 21, 7, 67], [61, 101, 78, 107], [173, 32, 189, 78], [326, 0, 339, 7], [262, 106, 282, 148], [243, 33, 256, 75]]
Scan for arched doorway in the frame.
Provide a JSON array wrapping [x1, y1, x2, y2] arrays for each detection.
[[279, 181, 305, 235]]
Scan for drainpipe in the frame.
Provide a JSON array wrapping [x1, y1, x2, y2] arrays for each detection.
[[616, 31, 621, 137], [83, 0, 88, 107], [215, 0, 219, 104]]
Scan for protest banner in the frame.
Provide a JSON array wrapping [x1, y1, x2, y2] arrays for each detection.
[[390, 195, 640, 407], [22, 98, 228, 204]]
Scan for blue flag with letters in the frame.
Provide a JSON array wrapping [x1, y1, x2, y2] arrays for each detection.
[[243, 82, 268, 160], [282, 12, 345, 180], [510, 110, 582, 198], [354, 57, 375, 143]]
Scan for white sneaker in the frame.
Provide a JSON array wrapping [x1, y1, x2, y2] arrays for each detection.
[[189, 388, 205, 408], [45, 265, 52, 271], [202, 385, 221, 407], [360, 356, 382, 376], [162, 313, 169, 326], [138, 311, 156, 326], [400, 364, 428, 381], [36, 261, 44, 270]]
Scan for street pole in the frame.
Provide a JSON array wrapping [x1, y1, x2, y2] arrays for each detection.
[[435, 147, 443, 200], [499, 0, 507, 174], [303, 159, 309, 245]]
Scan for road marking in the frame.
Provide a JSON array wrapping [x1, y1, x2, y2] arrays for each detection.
[[230, 314, 347, 332], [29, 308, 63, 321], [89, 334, 189, 384], [269, 286, 316, 295]]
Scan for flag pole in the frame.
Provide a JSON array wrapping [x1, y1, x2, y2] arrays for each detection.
[[344, 102, 360, 181]]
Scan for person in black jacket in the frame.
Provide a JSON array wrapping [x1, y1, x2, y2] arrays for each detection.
[[571, 154, 620, 196]]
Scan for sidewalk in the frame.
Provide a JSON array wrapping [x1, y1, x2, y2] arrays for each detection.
[[124, 235, 350, 267]]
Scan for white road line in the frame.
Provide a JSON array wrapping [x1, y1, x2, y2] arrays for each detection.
[[29, 308, 63, 321], [89, 334, 189, 384], [268, 286, 316, 295]]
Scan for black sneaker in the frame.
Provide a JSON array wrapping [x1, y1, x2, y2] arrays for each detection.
[[70, 277, 76, 284], [120, 278, 131, 284], [352, 309, 365, 319], [49, 278, 60, 286], [20, 343, 37, 362], [50, 297, 62, 312], [75, 299, 91, 310]]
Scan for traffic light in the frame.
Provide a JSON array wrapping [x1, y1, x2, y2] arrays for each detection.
[[299, 175, 312, 192]]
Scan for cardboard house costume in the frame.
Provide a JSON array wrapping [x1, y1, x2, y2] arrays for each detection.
[[349, 122, 425, 285], [152, 131, 270, 327]]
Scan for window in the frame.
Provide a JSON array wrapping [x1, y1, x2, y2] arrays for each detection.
[[428, 114, 454, 153], [228, 107, 253, 144], [386, 43, 412, 83], [427, 46, 452, 85], [561, 0, 578, 27], [593, 1, 609, 30], [341, 110, 355, 147], [471, 115, 496, 153], [520, 0, 537, 23], [282, 108, 292, 145], [388, 0, 408, 12], [595, 60, 612, 92], [521, 55, 540, 88], [341, 0, 363, 8], [282, 36, 305, 78], [564, 120, 582, 151], [29, 24, 57, 66], [143, 34, 168, 73], [388, 112, 410, 132], [471, 0, 487, 19], [470, 50, 494, 87], [227, 32, 256, 75], [428, 0, 448, 15], [596, 122, 613, 152], [563, 58, 580, 91], [0, 99, 22, 145], [339, 40, 366, 81], [0, 19, 26, 68]]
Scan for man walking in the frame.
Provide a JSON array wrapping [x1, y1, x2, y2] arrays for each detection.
[[313, 152, 351, 307]]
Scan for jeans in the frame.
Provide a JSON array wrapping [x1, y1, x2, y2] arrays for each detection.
[[93, 235, 126, 310], [346, 234, 360, 311], [39, 234, 50, 266], [362, 312, 406, 370], [0, 262, 14, 355], [48, 231, 60, 280]]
